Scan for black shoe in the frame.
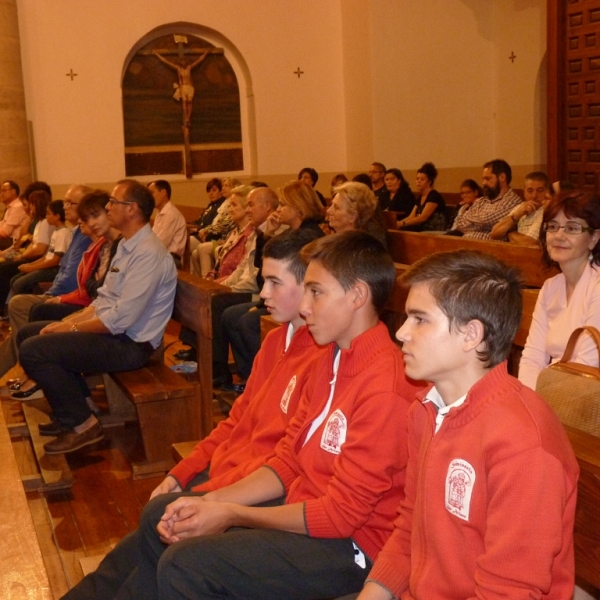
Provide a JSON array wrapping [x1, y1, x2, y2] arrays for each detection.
[[39, 420, 68, 437], [220, 382, 246, 394], [11, 384, 43, 400], [212, 375, 232, 388], [174, 347, 197, 361]]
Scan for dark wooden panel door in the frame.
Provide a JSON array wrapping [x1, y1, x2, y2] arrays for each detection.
[[548, 0, 600, 188], [565, 1, 600, 188]]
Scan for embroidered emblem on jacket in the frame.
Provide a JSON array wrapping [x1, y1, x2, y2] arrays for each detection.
[[280, 375, 296, 414], [320, 409, 347, 454], [445, 458, 476, 521]]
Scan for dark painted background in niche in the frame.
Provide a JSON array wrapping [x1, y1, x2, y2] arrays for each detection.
[[122, 33, 242, 175]]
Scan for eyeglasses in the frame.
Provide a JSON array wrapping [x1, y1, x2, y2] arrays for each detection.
[[107, 197, 133, 206], [543, 222, 594, 235], [63, 200, 78, 208]]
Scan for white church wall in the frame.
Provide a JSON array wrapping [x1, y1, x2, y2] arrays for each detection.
[[15, 0, 547, 201], [16, 0, 347, 200], [365, 0, 546, 190]]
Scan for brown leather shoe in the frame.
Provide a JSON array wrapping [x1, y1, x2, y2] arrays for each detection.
[[43, 422, 104, 455]]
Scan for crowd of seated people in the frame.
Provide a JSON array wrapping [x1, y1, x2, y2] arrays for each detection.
[[173, 158, 589, 392], [1, 159, 598, 600]]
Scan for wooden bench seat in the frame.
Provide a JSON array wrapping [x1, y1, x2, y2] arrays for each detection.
[[103, 271, 231, 478], [106, 363, 201, 478]]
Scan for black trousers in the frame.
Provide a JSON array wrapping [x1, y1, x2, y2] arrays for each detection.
[[63, 491, 369, 600], [18, 321, 153, 428], [221, 301, 266, 381], [29, 301, 83, 322], [179, 292, 252, 382]]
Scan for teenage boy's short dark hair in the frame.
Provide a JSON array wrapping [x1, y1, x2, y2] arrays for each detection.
[[401, 250, 522, 368], [301, 231, 395, 315], [48, 199, 65, 222], [78, 190, 111, 221], [263, 228, 322, 284]]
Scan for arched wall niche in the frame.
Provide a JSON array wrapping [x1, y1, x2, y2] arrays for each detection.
[[121, 21, 256, 179]]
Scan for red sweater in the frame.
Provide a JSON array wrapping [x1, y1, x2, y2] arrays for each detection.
[[58, 236, 106, 306], [368, 362, 579, 600], [169, 323, 325, 492], [267, 322, 425, 562]]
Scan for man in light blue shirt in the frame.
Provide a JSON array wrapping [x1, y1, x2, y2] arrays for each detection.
[[17, 180, 177, 455]]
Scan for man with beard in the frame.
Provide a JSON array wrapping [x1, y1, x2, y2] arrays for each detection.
[[448, 159, 522, 240]]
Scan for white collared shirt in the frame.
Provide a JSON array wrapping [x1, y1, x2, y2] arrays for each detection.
[[423, 387, 467, 434]]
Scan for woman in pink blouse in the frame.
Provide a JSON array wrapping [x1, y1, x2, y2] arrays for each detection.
[[519, 191, 600, 389]]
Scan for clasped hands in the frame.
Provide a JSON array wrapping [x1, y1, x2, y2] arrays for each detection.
[[157, 495, 236, 545]]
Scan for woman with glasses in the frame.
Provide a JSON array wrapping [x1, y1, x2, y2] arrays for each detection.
[[519, 191, 600, 389]]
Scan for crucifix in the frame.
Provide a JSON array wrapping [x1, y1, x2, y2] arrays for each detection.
[[66, 69, 78, 80], [294, 67, 304, 78], [147, 35, 224, 178], [509, 52, 516, 63]]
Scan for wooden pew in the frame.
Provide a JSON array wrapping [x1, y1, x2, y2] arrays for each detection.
[[0, 408, 52, 598], [387, 230, 558, 289], [105, 271, 230, 478], [564, 425, 600, 590]]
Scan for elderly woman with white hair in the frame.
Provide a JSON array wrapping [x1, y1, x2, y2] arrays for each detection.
[[326, 181, 387, 246]]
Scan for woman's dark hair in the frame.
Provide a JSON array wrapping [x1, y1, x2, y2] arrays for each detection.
[[540, 191, 600, 268], [206, 178, 222, 193], [460, 179, 483, 197], [298, 167, 318, 185], [47, 199, 65, 222], [22, 181, 52, 200], [417, 162, 438, 185], [385, 168, 411, 195], [28, 190, 51, 221]]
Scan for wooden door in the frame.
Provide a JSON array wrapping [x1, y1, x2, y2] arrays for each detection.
[[548, 0, 600, 188]]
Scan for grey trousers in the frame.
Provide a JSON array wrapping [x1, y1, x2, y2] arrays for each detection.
[[63, 491, 370, 600]]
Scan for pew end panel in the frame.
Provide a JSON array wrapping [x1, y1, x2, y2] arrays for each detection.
[[172, 271, 232, 438]]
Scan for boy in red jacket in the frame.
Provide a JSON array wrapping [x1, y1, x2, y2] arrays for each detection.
[[359, 250, 579, 600], [100, 231, 422, 600], [63, 228, 324, 600]]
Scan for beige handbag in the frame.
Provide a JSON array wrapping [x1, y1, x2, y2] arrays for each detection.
[[535, 325, 600, 437]]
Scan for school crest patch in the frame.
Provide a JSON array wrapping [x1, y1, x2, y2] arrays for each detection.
[[280, 375, 296, 414], [320, 409, 347, 454], [445, 458, 476, 521]]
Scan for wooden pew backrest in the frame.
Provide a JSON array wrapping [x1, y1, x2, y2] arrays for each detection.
[[387, 230, 558, 289]]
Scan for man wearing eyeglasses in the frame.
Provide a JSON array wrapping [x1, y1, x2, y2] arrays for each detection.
[[16, 179, 177, 454], [490, 171, 553, 246], [0, 180, 26, 250]]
